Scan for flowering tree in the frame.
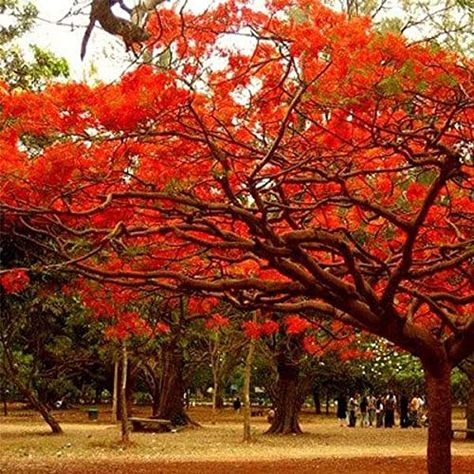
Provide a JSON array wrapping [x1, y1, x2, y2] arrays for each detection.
[[0, 1, 473, 472]]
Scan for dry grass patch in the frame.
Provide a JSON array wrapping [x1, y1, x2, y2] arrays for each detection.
[[1, 405, 473, 472]]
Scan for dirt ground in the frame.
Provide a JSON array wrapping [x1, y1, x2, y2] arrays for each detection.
[[1, 405, 473, 473]]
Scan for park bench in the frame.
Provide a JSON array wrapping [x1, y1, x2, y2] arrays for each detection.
[[451, 428, 474, 439], [128, 417, 172, 432]]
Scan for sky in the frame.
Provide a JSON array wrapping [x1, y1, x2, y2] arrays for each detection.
[[15, 0, 445, 83], [23, 0, 212, 83], [25, 0, 156, 83]]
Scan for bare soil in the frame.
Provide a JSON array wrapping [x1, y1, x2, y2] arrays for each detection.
[[1, 405, 473, 473]]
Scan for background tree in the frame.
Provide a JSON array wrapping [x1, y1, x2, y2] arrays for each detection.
[[459, 355, 474, 439], [0, 0, 69, 90]]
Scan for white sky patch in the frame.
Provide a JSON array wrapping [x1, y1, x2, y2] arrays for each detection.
[[19, 0, 217, 83], [14, 0, 462, 84]]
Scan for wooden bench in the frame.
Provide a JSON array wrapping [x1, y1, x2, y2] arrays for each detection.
[[251, 408, 265, 417], [451, 428, 474, 439], [129, 417, 172, 432]]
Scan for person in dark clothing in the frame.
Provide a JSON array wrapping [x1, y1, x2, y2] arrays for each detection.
[[233, 397, 241, 412], [384, 393, 396, 428], [375, 396, 384, 427], [400, 392, 409, 428], [360, 396, 368, 427], [336, 394, 347, 426]]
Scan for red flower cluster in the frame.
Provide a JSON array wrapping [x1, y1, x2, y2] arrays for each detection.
[[242, 321, 261, 339], [340, 348, 374, 361], [242, 319, 280, 339], [303, 335, 320, 355], [205, 313, 230, 330], [105, 311, 151, 340], [0, 269, 30, 294], [285, 315, 312, 334], [188, 296, 219, 314], [155, 321, 171, 334], [261, 319, 280, 335]]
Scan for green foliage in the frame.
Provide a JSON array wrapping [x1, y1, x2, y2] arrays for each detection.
[[0, 0, 69, 90], [0, 283, 106, 406], [451, 368, 469, 403], [0, 0, 37, 43]]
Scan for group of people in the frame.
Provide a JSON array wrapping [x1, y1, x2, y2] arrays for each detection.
[[336, 392, 426, 428]]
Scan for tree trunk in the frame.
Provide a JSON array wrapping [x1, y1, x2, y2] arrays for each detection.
[[424, 361, 452, 474], [243, 332, 256, 442], [23, 384, 63, 434], [215, 392, 224, 409], [151, 382, 160, 417], [2, 389, 7, 416], [112, 359, 119, 423], [116, 362, 135, 420], [2, 353, 62, 434], [156, 340, 192, 427], [211, 377, 219, 424], [312, 388, 321, 415], [119, 341, 130, 445], [266, 356, 302, 434], [466, 371, 474, 440]]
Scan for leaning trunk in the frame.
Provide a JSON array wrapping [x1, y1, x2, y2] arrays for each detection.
[[423, 361, 452, 474], [23, 384, 63, 434], [266, 356, 302, 434], [3, 353, 62, 434]]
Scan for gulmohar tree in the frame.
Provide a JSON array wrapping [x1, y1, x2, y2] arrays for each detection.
[[0, 1, 473, 473]]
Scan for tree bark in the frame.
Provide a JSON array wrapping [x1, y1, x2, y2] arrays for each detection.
[[211, 378, 219, 424], [151, 382, 160, 417], [112, 359, 119, 423], [116, 361, 135, 420], [312, 387, 321, 415], [2, 388, 7, 416], [119, 341, 130, 445], [156, 340, 193, 427], [2, 351, 62, 434], [424, 361, 452, 474], [22, 383, 63, 434], [243, 331, 256, 442], [266, 355, 303, 434]]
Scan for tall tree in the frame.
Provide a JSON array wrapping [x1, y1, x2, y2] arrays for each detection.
[[0, 1, 473, 472]]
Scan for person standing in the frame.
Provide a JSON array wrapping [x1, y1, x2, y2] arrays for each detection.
[[367, 394, 376, 427], [360, 395, 369, 427], [336, 394, 347, 427], [400, 392, 409, 428], [409, 394, 421, 427], [233, 397, 242, 413], [348, 394, 359, 428], [375, 395, 384, 427], [384, 392, 396, 428]]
